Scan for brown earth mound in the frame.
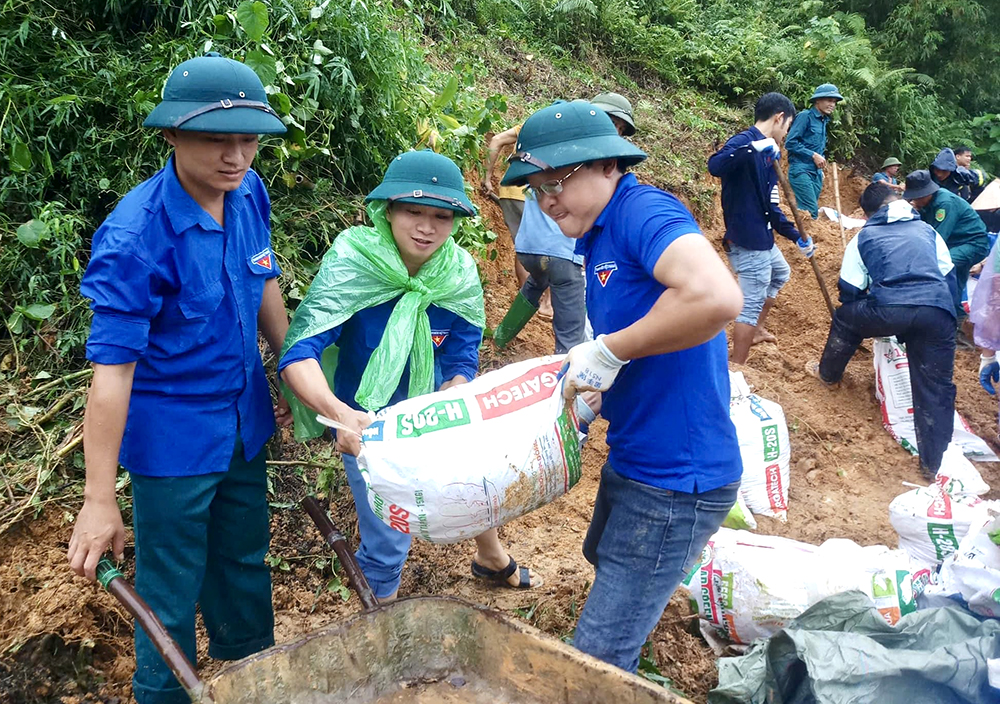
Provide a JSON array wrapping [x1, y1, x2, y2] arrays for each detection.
[[2, 168, 996, 704]]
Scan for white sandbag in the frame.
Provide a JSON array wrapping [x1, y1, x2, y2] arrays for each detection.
[[937, 511, 1000, 618], [354, 356, 585, 543], [888, 482, 998, 569], [680, 528, 920, 645], [729, 372, 791, 521], [937, 444, 991, 496], [873, 337, 998, 462]]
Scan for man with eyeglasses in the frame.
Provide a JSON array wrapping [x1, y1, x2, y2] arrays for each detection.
[[494, 95, 639, 354], [500, 100, 743, 673]]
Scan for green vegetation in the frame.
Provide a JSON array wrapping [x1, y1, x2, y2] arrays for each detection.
[[2, 0, 998, 535]]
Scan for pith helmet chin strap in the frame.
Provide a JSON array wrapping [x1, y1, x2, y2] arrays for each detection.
[[508, 151, 552, 170], [171, 99, 280, 128]]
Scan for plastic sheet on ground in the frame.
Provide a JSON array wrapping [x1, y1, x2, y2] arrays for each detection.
[[819, 206, 866, 230], [710, 590, 1000, 704]]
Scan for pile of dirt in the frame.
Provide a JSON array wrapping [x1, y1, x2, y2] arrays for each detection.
[[2, 166, 997, 704]]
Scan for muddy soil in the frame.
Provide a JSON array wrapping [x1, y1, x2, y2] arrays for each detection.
[[2, 168, 997, 704]]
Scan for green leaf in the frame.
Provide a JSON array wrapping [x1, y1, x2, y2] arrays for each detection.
[[244, 50, 277, 86], [213, 13, 235, 36], [22, 303, 55, 321], [16, 219, 50, 248], [10, 141, 31, 172], [236, 1, 269, 42], [268, 91, 292, 115], [7, 311, 23, 335], [434, 74, 459, 110], [98, 178, 111, 190]]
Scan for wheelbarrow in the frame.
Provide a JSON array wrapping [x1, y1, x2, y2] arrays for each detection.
[[95, 497, 692, 703]]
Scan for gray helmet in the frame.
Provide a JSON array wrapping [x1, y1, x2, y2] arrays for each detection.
[[590, 92, 636, 136], [144, 52, 286, 135]]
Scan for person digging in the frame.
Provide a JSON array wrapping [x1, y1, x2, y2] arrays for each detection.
[[279, 150, 541, 599], [67, 53, 292, 704], [493, 92, 638, 353], [708, 91, 814, 364], [872, 157, 905, 193], [501, 100, 744, 673], [807, 182, 958, 480]]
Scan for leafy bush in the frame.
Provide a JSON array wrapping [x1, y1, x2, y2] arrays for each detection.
[[0, 0, 503, 367]]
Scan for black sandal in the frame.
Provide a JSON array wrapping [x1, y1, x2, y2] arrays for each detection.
[[471, 556, 535, 589]]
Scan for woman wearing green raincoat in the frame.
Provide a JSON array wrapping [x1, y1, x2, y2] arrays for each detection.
[[279, 150, 541, 599]]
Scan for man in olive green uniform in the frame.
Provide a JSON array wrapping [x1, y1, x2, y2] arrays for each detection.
[[906, 169, 989, 329]]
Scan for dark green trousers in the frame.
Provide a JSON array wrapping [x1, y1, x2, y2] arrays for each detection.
[[129, 435, 273, 704]]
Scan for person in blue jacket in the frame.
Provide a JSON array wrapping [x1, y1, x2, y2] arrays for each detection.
[[930, 147, 976, 202], [785, 83, 843, 218], [279, 151, 541, 600], [500, 100, 744, 673], [67, 53, 292, 704], [708, 92, 813, 364], [807, 182, 957, 479]]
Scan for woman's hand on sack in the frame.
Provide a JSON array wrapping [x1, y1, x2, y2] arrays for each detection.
[[334, 405, 372, 456], [439, 374, 469, 391]]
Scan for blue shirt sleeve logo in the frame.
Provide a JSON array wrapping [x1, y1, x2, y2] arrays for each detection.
[[430, 330, 449, 348], [249, 248, 273, 272], [594, 261, 618, 287]]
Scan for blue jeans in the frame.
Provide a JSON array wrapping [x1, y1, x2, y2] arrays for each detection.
[[343, 453, 412, 598], [572, 463, 739, 672], [129, 436, 274, 704], [788, 162, 823, 218], [517, 253, 587, 354], [725, 242, 791, 326]]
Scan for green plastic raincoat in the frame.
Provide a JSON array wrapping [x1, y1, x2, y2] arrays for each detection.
[[280, 201, 485, 440]]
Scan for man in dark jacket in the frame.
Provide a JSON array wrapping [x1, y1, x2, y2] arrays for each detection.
[[807, 182, 957, 479], [708, 92, 812, 364], [930, 148, 975, 202]]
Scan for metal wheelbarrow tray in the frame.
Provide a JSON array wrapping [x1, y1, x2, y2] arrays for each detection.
[[95, 498, 691, 703], [206, 595, 691, 703]]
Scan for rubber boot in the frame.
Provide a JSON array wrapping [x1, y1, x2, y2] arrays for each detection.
[[493, 292, 538, 349]]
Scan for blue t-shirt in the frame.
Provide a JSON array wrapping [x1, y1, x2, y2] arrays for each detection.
[[575, 174, 743, 492], [278, 300, 482, 411], [515, 191, 584, 265], [81, 157, 280, 477]]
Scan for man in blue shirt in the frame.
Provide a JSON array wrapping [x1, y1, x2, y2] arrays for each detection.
[[709, 92, 813, 364], [785, 83, 843, 218], [500, 101, 744, 672], [807, 182, 956, 479], [66, 54, 291, 704], [872, 157, 904, 193]]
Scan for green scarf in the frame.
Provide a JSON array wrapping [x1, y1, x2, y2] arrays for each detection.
[[280, 201, 486, 440]]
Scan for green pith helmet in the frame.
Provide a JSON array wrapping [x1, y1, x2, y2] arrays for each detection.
[[590, 92, 636, 136], [144, 52, 286, 134], [882, 157, 902, 169], [810, 83, 844, 102], [499, 101, 646, 187], [366, 150, 476, 216]]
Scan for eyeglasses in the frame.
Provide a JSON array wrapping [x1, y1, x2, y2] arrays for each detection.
[[534, 163, 585, 196]]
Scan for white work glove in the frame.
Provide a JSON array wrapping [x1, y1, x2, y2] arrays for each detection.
[[797, 236, 816, 258], [559, 335, 627, 400], [751, 137, 780, 160]]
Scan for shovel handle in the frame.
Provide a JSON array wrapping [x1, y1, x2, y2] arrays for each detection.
[[773, 164, 836, 318], [96, 558, 209, 703], [301, 497, 379, 611]]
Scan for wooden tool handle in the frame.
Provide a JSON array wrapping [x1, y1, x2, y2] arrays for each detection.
[[302, 497, 379, 611]]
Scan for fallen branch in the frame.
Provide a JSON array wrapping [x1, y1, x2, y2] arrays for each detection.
[[266, 459, 334, 470], [26, 368, 93, 398]]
